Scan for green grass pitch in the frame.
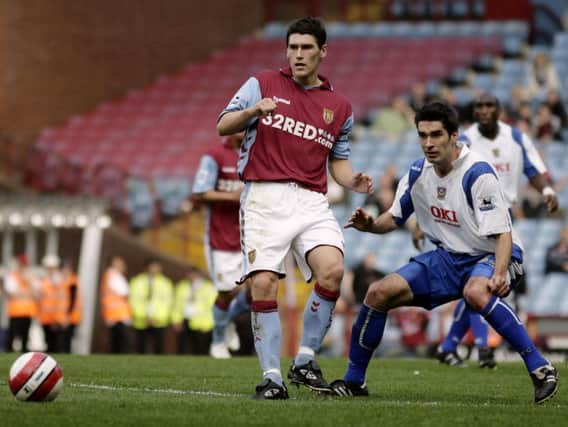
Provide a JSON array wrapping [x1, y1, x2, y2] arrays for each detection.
[[0, 354, 566, 426]]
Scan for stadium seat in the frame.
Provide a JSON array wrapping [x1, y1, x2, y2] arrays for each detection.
[[472, 73, 495, 91], [263, 21, 287, 39], [502, 36, 524, 58]]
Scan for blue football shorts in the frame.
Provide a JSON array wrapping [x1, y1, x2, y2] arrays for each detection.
[[395, 246, 522, 310]]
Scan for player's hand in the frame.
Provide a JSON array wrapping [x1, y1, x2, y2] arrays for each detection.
[[544, 193, 558, 213], [488, 272, 510, 297], [351, 172, 373, 194], [411, 226, 425, 251], [255, 98, 277, 117], [344, 208, 374, 232]]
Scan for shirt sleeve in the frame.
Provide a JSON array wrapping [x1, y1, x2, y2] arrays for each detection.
[[521, 132, 548, 178], [388, 172, 414, 226], [218, 77, 262, 122], [192, 155, 219, 194], [457, 133, 471, 147], [330, 113, 353, 160], [471, 173, 512, 237]]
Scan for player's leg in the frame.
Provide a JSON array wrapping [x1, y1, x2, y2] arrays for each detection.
[[331, 271, 415, 396], [468, 312, 496, 369], [437, 299, 470, 366], [208, 250, 244, 359], [210, 291, 232, 358], [287, 244, 343, 392], [249, 270, 289, 400], [227, 283, 251, 321], [240, 182, 299, 399], [286, 194, 345, 392], [226, 281, 251, 351], [463, 275, 558, 403], [332, 247, 467, 397]]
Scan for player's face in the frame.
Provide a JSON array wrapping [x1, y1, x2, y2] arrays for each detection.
[[417, 121, 458, 165], [473, 98, 499, 126], [287, 33, 326, 84]]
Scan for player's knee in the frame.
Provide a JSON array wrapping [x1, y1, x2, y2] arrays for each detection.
[[316, 262, 344, 290], [250, 272, 278, 300], [364, 280, 391, 309], [462, 281, 489, 311]]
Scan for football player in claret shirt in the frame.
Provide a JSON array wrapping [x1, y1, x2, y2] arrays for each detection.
[[331, 102, 558, 405], [217, 16, 373, 399], [414, 94, 558, 369], [192, 132, 251, 359]]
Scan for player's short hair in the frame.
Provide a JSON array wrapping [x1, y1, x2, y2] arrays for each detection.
[[286, 17, 327, 48], [414, 101, 459, 135], [473, 93, 501, 110]]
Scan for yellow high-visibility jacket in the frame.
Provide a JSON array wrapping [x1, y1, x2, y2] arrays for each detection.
[[129, 273, 173, 329], [172, 278, 217, 332]]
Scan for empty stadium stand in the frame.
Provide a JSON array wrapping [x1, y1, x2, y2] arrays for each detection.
[[27, 21, 518, 230]]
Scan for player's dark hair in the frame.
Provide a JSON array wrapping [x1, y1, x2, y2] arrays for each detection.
[[286, 17, 327, 48], [473, 93, 501, 110], [414, 101, 459, 135]]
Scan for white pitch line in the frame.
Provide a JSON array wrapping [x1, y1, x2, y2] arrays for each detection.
[[69, 382, 246, 398], [0, 379, 244, 399]]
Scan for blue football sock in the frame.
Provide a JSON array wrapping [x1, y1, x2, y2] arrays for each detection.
[[344, 304, 387, 386], [294, 283, 339, 366], [212, 304, 230, 345], [440, 299, 469, 352], [227, 288, 250, 322], [252, 301, 282, 385], [469, 311, 488, 348], [481, 295, 548, 372]]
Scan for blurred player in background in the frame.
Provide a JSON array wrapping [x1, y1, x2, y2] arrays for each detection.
[[331, 101, 558, 405], [414, 94, 558, 368], [192, 131, 251, 359], [217, 16, 373, 399]]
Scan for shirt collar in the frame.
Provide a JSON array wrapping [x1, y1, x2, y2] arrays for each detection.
[[279, 67, 333, 91]]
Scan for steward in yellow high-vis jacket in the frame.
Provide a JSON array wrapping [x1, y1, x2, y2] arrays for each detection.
[[129, 259, 173, 354], [172, 267, 217, 355]]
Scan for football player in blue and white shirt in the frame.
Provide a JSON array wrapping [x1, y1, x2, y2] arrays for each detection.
[[331, 102, 558, 404], [433, 94, 558, 368]]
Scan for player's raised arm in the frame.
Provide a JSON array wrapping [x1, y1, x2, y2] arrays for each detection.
[[217, 76, 277, 135], [218, 98, 277, 135], [345, 208, 398, 234]]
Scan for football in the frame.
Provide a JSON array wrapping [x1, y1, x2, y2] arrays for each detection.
[[8, 352, 64, 402]]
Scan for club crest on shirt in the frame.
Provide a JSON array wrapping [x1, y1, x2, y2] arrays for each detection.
[[248, 249, 256, 264], [492, 148, 500, 157], [437, 186, 447, 200], [323, 108, 334, 124], [478, 196, 496, 211], [217, 272, 223, 282]]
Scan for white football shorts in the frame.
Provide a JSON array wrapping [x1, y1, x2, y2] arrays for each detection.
[[240, 181, 344, 282], [206, 248, 242, 292]]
